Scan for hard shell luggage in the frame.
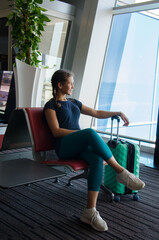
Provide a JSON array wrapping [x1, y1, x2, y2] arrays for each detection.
[[104, 116, 140, 202]]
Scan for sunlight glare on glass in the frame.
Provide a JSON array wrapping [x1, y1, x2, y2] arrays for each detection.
[[141, 8, 159, 20], [116, 0, 157, 7]]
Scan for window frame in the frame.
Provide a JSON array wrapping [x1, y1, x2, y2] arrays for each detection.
[[93, 0, 159, 154]]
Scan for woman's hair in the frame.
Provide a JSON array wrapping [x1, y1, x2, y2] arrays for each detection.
[[51, 69, 73, 107]]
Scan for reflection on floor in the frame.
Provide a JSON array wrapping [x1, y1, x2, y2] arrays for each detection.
[[140, 152, 159, 169]]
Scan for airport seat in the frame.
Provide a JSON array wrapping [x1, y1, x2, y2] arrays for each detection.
[[24, 107, 113, 197], [1, 107, 89, 182], [24, 107, 90, 185], [0, 109, 64, 188], [0, 135, 4, 149], [0, 107, 113, 199]]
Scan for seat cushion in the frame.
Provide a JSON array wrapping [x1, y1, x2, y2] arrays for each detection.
[[41, 159, 89, 171]]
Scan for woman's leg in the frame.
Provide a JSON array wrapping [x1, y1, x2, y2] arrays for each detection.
[[87, 191, 99, 208], [107, 156, 124, 173], [58, 128, 145, 190], [57, 129, 144, 231], [58, 135, 109, 231], [79, 148, 104, 192], [78, 150, 104, 229], [58, 128, 145, 192], [80, 189, 108, 232], [58, 128, 112, 162]]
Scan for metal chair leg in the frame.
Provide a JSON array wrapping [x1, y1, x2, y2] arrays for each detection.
[[100, 184, 114, 202], [67, 169, 88, 186]]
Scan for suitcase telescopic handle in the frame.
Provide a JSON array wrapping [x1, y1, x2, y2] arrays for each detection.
[[110, 116, 120, 143]]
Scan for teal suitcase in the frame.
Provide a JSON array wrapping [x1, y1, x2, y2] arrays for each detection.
[[104, 116, 140, 202]]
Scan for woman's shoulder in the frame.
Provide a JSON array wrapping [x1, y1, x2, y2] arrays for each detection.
[[44, 99, 56, 111], [68, 98, 82, 109], [68, 98, 81, 103]]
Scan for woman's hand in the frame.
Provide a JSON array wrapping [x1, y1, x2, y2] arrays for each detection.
[[120, 112, 129, 126]]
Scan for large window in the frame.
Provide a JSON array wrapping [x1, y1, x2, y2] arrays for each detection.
[[39, 16, 70, 106], [95, 8, 159, 148]]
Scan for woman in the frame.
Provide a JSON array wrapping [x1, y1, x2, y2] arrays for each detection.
[[43, 69, 145, 232]]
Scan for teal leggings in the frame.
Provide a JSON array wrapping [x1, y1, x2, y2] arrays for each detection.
[[57, 128, 113, 191]]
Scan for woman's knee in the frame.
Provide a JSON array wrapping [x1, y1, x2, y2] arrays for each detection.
[[82, 128, 98, 138]]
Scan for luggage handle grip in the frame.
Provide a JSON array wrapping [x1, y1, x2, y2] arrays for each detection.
[[110, 115, 120, 143], [111, 116, 120, 122]]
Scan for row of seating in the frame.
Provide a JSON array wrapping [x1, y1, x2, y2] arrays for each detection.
[[0, 107, 112, 200]]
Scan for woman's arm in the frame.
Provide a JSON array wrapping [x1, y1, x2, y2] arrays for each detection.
[[45, 108, 77, 138], [81, 104, 129, 126]]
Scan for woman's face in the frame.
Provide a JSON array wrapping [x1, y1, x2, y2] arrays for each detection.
[[59, 76, 74, 95]]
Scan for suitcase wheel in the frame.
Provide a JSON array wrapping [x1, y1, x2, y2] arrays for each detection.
[[133, 193, 139, 201], [114, 194, 120, 202]]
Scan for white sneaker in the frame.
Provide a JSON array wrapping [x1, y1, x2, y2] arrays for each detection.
[[80, 208, 108, 232], [116, 169, 145, 190]]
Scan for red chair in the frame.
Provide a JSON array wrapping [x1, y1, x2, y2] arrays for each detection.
[[24, 107, 89, 185], [0, 107, 89, 186], [0, 109, 65, 188], [24, 107, 112, 196], [0, 107, 113, 197], [0, 135, 4, 149]]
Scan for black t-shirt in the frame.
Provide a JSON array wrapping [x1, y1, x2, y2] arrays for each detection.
[[43, 98, 82, 155], [43, 98, 82, 130]]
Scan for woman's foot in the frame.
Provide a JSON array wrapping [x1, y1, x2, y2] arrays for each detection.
[[116, 169, 145, 190], [80, 208, 108, 231]]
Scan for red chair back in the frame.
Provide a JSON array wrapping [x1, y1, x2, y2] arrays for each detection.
[[0, 135, 4, 149], [25, 107, 55, 152]]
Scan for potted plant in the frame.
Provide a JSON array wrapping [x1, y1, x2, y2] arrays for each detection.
[[7, 0, 54, 107]]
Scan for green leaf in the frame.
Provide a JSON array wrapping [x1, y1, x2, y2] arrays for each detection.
[[35, 0, 43, 4], [6, 0, 53, 67]]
